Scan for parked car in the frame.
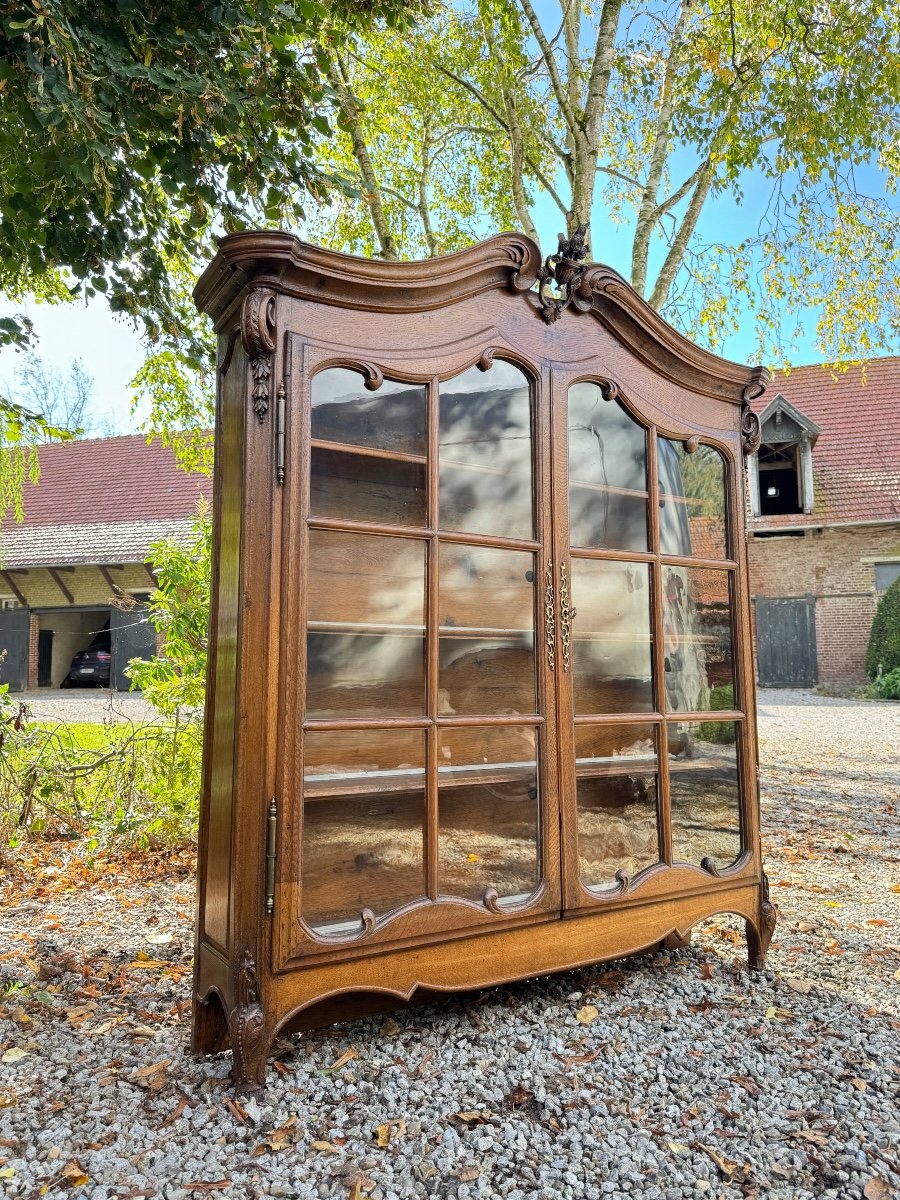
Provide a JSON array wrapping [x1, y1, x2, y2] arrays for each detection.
[[61, 625, 111, 688]]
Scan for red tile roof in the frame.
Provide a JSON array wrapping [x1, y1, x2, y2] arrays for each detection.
[[11, 434, 211, 529], [750, 358, 900, 528]]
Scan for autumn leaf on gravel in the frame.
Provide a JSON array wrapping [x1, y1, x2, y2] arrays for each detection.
[[451, 1166, 479, 1182], [0, 1048, 29, 1064], [863, 1179, 894, 1199], [558, 1048, 602, 1067], [60, 1159, 90, 1188], [311, 1140, 342, 1154], [375, 1118, 405, 1147], [321, 1047, 358, 1073], [252, 1116, 302, 1156], [332, 1164, 376, 1195], [728, 1076, 761, 1098], [503, 1084, 535, 1110], [793, 1130, 829, 1146], [183, 1181, 232, 1193], [450, 1110, 492, 1127], [129, 1059, 170, 1091], [576, 1004, 599, 1024], [783, 976, 813, 995], [699, 962, 714, 980], [696, 1143, 750, 1182]]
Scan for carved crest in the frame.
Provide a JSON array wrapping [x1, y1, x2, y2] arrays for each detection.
[[241, 287, 277, 422], [537, 225, 591, 324]]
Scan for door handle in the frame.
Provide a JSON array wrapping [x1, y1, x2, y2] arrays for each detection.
[[544, 559, 556, 672]]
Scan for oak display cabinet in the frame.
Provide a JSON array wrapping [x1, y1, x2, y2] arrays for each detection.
[[192, 230, 776, 1089]]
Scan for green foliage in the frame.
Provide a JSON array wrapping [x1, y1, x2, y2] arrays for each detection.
[[699, 684, 736, 744], [309, 0, 900, 362], [866, 579, 900, 679], [870, 667, 900, 701], [0, 0, 422, 353], [0, 691, 201, 846], [127, 509, 211, 713], [0, 394, 77, 527]]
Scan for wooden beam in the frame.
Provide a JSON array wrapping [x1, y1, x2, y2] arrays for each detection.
[[48, 568, 74, 605], [98, 565, 120, 594], [0, 570, 27, 607], [143, 562, 157, 587]]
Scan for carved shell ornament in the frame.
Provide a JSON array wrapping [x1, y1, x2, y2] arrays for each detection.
[[536, 225, 593, 324], [241, 287, 277, 422]]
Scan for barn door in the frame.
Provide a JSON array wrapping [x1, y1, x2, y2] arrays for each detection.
[[111, 600, 157, 691], [754, 597, 817, 686], [0, 607, 30, 692]]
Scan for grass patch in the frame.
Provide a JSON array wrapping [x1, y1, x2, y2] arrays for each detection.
[[37, 723, 111, 752]]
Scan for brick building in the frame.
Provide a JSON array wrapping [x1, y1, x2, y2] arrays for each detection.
[[747, 359, 900, 685], [0, 435, 211, 692]]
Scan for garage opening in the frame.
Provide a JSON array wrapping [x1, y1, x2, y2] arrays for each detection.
[[36, 608, 110, 688]]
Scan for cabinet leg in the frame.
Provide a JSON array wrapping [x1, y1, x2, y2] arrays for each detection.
[[228, 950, 270, 1092], [660, 929, 692, 951], [747, 873, 777, 972]]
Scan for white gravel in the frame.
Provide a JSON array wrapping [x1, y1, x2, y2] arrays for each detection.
[[16, 689, 160, 725], [1, 690, 898, 1199]]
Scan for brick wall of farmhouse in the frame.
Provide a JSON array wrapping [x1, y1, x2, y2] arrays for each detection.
[[747, 525, 900, 682], [14, 564, 153, 609]]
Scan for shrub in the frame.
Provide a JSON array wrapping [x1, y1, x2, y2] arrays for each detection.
[[871, 667, 900, 700], [866, 578, 900, 679]]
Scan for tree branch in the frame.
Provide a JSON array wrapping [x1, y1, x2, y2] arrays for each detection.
[[649, 162, 714, 310], [327, 52, 399, 260], [583, 0, 625, 148], [517, 0, 579, 135]]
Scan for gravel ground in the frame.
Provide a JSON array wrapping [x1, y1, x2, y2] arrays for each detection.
[[1, 689, 898, 1200], [16, 690, 160, 725]]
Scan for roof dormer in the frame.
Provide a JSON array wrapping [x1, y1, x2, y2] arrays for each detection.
[[749, 393, 820, 518]]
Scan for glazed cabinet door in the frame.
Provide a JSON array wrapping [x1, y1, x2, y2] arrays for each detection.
[[274, 343, 560, 967], [552, 377, 752, 911]]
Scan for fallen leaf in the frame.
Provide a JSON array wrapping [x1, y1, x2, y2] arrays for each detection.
[[867, 919, 891, 928], [329, 1047, 358, 1071], [696, 1143, 750, 1182], [379, 1018, 400, 1037], [728, 1076, 761, 1098], [890, 885, 900, 895], [794, 1130, 829, 1146], [667, 1140, 691, 1154], [699, 963, 714, 980], [224, 1097, 248, 1123], [450, 1111, 492, 1127], [795, 921, 816, 932], [375, 1118, 405, 1148], [131, 1059, 171, 1080], [127, 958, 168, 969], [784, 976, 812, 995], [452, 1167, 479, 1182], [576, 1004, 599, 1024], [0, 1048, 28, 1064], [0, 1092, 15, 1109], [466, 854, 479, 863], [864, 1179, 893, 1199], [850, 1077, 867, 1092], [561, 1048, 602, 1067], [146, 932, 173, 945], [503, 1084, 535, 1109], [311, 1140, 341, 1154], [60, 1159, 89, 1187], [183, 1182, 231, 1193], [0, 1168, 14, 1180]]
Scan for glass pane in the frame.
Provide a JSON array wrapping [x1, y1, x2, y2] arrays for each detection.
[[438, 727, 539, 905], [439, 360, 533, 540], [571, 559, 654, 714], [310, 446, 425, 526], [439, 544, 535, 716], [658, 439, 728, 559], [306, 530, 425, 717], [575, 724, 659, 890], [303, 729, 426, 933], [311, 368, 426, 457], [662, 566, 734, 713], [568, 383, 648, 551], [669, 721, 741, 870]]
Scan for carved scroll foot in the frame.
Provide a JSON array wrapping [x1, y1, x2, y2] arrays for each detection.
[[747, 873, 778, 972], [229, 951, 270, 1092]]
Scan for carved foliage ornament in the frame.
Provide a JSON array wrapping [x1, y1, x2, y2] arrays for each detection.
[[229, 951, 266, 1090], [537, 224, 592, 324], [241, 287, 277, 422], [740, 381, 765, 456]]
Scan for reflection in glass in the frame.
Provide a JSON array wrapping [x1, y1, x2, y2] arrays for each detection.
[[439, 360, 533, 540], [311, 368, 426, 457], [568, 382, 648, 551], [669, 721, 741, 870], [658, 439, 728, 559], [310, 446, 425, 526], [438, 727, 539, 905], [575, 724, 659, 889], [306, 530, 425, 717], [302, 729, 426, 933], [571, 559, 653, 714], [439, 544, 535, 716], [663, 566, 733, 713]]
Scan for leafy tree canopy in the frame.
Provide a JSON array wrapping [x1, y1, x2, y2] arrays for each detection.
[[309, 0, 900, 363]]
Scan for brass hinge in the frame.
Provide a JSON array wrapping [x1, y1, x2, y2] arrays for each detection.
[[265, 797, 277, 916], [275, 380, 286, 485]]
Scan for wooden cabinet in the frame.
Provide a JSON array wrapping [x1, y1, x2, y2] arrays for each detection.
[[192, 232, 777, 1089]]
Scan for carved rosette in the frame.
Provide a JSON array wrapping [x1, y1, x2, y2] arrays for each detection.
[[229, 951, 267, 1091], [241, 287, 277, 422]]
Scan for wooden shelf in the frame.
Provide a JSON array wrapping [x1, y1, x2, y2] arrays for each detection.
[[569, 479, 648, 499], [305, 759, 536, 799], [311, 437, 426, 466], [575, 753, 657, 779]]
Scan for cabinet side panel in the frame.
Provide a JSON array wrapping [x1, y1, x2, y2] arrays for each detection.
[[202, 340, 246, 952]]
